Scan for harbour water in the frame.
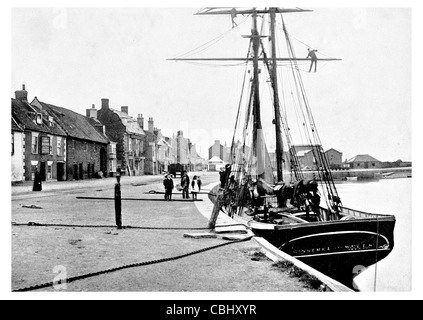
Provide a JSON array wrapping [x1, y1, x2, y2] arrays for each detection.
[[334, 178, 412, 292]]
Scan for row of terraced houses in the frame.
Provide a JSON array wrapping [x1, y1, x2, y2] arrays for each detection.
[[11, 85, 206, 183]]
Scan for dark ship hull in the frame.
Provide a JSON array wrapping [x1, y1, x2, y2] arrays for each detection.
[[248, 206, 396, 289]]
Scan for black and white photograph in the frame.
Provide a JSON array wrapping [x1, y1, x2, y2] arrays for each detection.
[[4, 0, 422, 302]]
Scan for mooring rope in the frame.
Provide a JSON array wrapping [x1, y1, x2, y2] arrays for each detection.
[[11, 222, 247, 231], [12, 235, 253, 292]]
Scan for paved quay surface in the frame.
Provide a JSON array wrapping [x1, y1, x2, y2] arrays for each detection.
[[11, 172, 319, 293]]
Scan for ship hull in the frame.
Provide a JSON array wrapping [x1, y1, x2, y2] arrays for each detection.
[[249, 208, 396, 290]]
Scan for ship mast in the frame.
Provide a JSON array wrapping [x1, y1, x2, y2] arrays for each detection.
[[269, 8, 284, 182], [168, 7, 341, 184], [250, 10, 265, 179]]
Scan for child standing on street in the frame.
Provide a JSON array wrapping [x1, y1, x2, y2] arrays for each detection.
[[191, 175, 200, 200]]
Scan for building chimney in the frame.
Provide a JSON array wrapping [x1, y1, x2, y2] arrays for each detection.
[[86, 104, 98, 119], [137, 114, 144, 129], [177, 130, 183, 137], [15, 84, 28, 102], [148, 117, 154, 132], [101, 98, 109, 110], [121, 106, 128, 114]]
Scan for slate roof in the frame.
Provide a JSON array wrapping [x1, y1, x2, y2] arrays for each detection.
[[34, 99, 108, 144], [87, 117, 114, 143], [347, 154, 381, 163], [325, 148, 342, 154], [11, 98, 67, 136], [111, 109, 145, 136], [11, 117, 24, 132]]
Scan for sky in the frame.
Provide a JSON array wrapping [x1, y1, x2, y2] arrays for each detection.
[[8, 2, 414, 162]]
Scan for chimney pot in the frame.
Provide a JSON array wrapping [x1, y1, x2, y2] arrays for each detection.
[[121, 106, 128, 114], [148, 117, 154, 132], [101, 98, 109, 110], [137, 114, 144, 129], [86, 106, 98, 119], [15, 84, 28, 102]]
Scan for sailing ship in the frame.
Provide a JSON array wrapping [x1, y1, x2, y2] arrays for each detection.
[[170, 7, 396, 289]]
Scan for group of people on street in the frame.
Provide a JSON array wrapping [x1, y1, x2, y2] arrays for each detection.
[[163, 171, 202, 201]]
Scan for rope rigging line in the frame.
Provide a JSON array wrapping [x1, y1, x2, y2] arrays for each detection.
[[173, 15, 251, 59], [12, 235, 253, 292], [275, 31, 306, 181], [230, 40, 253, 164], [268, 15, 337, 60], [280, 13, 339, 209]]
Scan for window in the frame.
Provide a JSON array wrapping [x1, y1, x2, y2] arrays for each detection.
[[31, 133, 39, 154], [36, 113, 42, 124], [41, 136, 51, 154], [11, 133, 14, 155], [47, 164, 52, 180], [128, 138, 132, 152], [49, 136, 53, 154], [31, 165, 37, 181], [57, 138, 62, 156]]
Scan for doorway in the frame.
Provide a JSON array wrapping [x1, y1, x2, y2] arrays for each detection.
[[57, 162, 65, 181], [40, 161, 46, 181]]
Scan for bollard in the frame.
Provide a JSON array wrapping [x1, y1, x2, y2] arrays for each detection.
[[114, 168, 122, 229]]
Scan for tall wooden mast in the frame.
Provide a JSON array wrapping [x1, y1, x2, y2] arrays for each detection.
[[169, 7, 341, 183], [269, 8, 284, 182]]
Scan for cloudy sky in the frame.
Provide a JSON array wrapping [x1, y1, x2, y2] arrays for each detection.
[[8, 2, 416, 162]]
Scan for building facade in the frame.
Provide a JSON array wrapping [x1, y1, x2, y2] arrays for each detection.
[[12, 87, 68, 182], [324, 148, 343, 169], [31, 98, 109, 180], [97, 99, 146, 176], [288, 145, 324, 170], [346, 154, 382, 169], [11, 118, 25, 182], [208, 140, 230, 162]]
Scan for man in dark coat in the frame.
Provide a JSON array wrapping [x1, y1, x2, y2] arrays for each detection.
[[181, 171, 190, 199], [163, 174, 174, 201]]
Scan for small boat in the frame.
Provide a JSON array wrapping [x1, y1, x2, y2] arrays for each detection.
[[171, 7, 395, 290]]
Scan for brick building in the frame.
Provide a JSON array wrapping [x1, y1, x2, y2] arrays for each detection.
[[324, 148, 343, 169], [346, 154, 382, 169], [31, 98, 109, 180], [12, 86, 68, 182], [155, 129, 173, 174], [208, 140, 230, 162], [97, 99, 146, 176], [289, 145, 324, 170]]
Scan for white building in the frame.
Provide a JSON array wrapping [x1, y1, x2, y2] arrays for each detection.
[[208, 156, 226, 171], [11, 118, 25, 182]]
